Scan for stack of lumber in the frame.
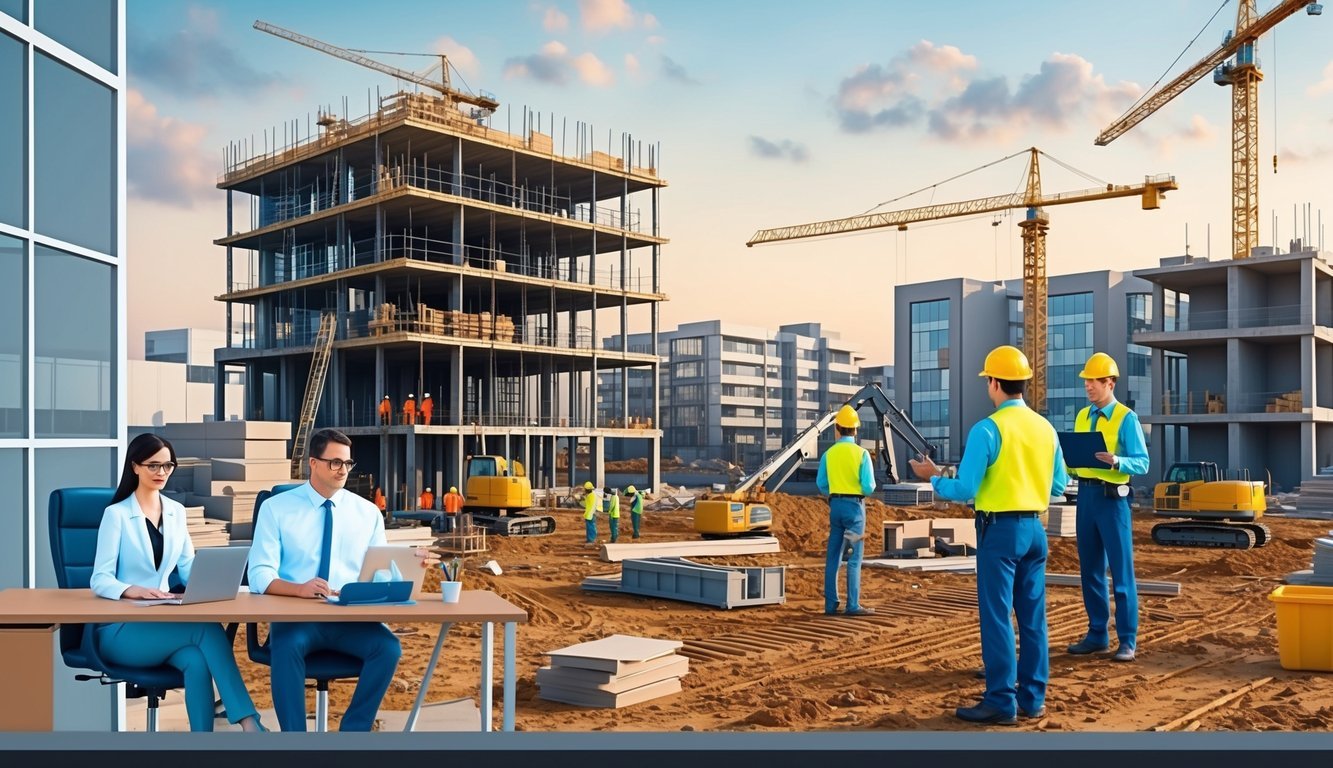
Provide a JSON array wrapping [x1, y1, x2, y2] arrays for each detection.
[[598, 536, 779, 563], [538, 635, 687, 708], [183, 505, 229, 548], [1265, 390, 1304, 413]]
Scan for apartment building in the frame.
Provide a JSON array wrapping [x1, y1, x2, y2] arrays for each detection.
[[130, 329, 245, 428]]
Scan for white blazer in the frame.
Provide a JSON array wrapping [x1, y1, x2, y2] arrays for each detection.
[[90, 493, 195, 600]]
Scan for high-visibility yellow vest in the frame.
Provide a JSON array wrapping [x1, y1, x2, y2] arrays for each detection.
[[583, 492, 598, 520], [823, 440, 868, 496], [1073, 404, 1131, 484], [605, 493, 620, 519], [975, 403, 1057, 512], [628, 491, 643, 515]]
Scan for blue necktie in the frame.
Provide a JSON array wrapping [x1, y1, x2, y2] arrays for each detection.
[[317, 499, 334, 581]]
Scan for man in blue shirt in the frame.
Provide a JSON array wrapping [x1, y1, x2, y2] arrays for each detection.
[[1066, 353, 1150, 663], [816, 405, 876, 617], [249, 428, 431, 731]]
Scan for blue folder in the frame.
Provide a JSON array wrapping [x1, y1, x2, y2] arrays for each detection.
[[325, 580, 415, 606], [1058, 431, 1110, 469]]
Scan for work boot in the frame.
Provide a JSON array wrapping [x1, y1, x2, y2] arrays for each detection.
[[843, 607, 876, 617], [1112, 643, 1136, 663], [954, 702, 1017, 726], [1019, 706, 1047, 719], [1066, 637, 1110, 655]]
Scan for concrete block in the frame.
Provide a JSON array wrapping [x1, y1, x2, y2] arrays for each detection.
[[191, 462, 213, 496], [205, 421, 291, 441], [206, 439, 289, 459], [883, 519, 932, 551], [931, 518, 977, 548], [210, 458, 292, 482], [162, 422, 208, 440], [168, 439, 210, 459], [207, 480, 281, 496]]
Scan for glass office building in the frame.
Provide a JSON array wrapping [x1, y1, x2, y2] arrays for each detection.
[[0, 0, 124, 729], [910, 299, 952, 460]]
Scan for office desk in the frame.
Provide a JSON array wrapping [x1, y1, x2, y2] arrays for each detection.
[[0, 589, 527, 733]]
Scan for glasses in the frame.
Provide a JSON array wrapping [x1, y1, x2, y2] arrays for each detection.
[[137, 462, 177, 475], [312, 457, 356, 472]]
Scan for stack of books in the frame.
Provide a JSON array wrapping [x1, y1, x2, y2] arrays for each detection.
[[537, 634, 689, 708]]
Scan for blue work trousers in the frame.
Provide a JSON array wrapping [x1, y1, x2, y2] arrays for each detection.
[[1075, 486, 1139, 649], [268, 621, 402, 732], [97, 621, 257, 732], [823, 497, 866, 613], [584, 516, 597, 543], [609, 516, 620, 543], [631, 512, 642, 538], [975, 513, 1048, 718]]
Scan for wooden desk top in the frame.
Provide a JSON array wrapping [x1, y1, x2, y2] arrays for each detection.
[[0, 589, 527, 625]]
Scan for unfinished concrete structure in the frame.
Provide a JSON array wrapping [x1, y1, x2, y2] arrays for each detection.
[[213, 91, 666, 508]]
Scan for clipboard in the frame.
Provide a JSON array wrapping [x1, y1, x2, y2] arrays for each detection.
[[1058, 431, 1110, 469]]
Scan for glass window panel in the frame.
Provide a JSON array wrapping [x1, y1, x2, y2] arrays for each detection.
[[34, 0, 116, 73], [0, 32, 24, 228], [34, 52, 115, 255], [35, 245, 114, 437], [0, 0, 24, 22], [0, 449, 24, 589], [0, 234, 24, 437], [34, 447, 115, 588]]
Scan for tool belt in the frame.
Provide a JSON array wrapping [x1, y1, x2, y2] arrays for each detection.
[[1078, 477, 1131, 499]]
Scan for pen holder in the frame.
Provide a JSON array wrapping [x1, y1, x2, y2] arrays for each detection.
[[440, 580, 462, 603]]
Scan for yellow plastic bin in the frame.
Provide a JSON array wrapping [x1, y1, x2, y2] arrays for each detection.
[[1268, 585, 1333, 672]]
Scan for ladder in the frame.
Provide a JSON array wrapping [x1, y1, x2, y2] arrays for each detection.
[[290, 311, 337, 479]]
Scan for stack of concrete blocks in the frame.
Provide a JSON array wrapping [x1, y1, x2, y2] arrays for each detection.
[[882, 518, 976, 558], [537, 635, 687, 708], [1047, 505, 1077, 537], [162, 421, 292, 541], [1285, 534, 1333, 586]]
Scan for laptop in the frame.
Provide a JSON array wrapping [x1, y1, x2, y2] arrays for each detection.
[[131, 546, 251, 606], [357, 545, 429, 597]]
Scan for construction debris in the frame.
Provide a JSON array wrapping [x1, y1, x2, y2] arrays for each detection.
[[580, 557, 786, 609], [882, 518, 974, 556], [599, 536, 780, 563], [1290, 476, 1333, 519], [538, 635, 688, 708]]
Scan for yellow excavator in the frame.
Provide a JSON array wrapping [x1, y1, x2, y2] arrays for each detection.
[[694, 383, 936, 537], [1151, 461, 1270, 549], [460, 455, 557, 536]]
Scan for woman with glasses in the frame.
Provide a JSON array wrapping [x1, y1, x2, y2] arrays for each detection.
[[89, 433, 266, 732]]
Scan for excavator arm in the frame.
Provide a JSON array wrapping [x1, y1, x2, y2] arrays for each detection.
[[848, 383, 937, 485]]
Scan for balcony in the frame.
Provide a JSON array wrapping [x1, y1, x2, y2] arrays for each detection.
[[1159, 388, 1308, 416]]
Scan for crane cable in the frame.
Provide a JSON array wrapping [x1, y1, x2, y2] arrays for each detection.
[[861, 148, 1031, 215], [1111, 0, 1231, 126]]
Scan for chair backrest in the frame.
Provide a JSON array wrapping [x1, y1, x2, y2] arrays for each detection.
[[48, 488, 116, 660], [247, 482, 306, 658]]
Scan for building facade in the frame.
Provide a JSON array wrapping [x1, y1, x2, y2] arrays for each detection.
[[130, 329, 245, 428], [214, 89, 665, 507], [0, 0, 126, 728], [894, 270, 1155, 474], [1133, 246, 1333, 491]]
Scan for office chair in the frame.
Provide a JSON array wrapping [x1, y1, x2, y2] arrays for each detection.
[[246, 481, 362, 731], [48, 487, 186, 732]]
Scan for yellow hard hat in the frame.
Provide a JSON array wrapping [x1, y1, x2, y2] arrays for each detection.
[[584, 481, 594, 490], [1078, 352, 1120, 379], [834, 404, 860, 429], [449, 486, 458, 493], [978, 345, 1034, 381], [626, 485, 637, 494]]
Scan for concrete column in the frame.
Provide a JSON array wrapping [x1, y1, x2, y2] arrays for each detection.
[[648, 434, 661, 494], [1301, 421, 1315, 488], [591, 435, 605, 490], [405, 432, 418, 512]]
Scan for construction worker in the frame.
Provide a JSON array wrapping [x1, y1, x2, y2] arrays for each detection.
[[581, 481, 600, 544], [419, 392, 434, 425], [1067, 352, 1149, 664], [419, 486, 435, 511], [402, 394, 416, 425], [373, 486, 387, 515], [378, 395, 392, 426], [604, 487, 621, 543], [910, 345, 1068, 725], [442, 485, 465, 533], [625, 485, 644, 539], [816, 404, 876, 617]]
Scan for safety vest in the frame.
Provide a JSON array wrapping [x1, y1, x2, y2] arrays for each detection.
[[605, 493, 621, 519], [1073, 403, 1131, 483], [444, 492, 464, 514], [823, 440, 868, 496], [583, 491, 599, 520], [975, 403, 1057, 513], [628, 491, 643, 515]]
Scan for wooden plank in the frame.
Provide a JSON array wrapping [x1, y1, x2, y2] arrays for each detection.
[[599, 537, 780, 562], [1151, 677, 1274, 732], [1046, 572, 1181, 596]]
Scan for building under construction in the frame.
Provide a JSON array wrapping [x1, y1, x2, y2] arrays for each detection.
[[211, 83, 666, 508]]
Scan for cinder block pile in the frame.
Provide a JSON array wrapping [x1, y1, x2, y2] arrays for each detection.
[[161, 421, 292, 541]]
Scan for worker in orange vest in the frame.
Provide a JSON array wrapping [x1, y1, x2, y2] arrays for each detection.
[[373, 486, 387, 514], [419, 393, 434, 425], [402, 394, 416, 425], [442, 485, 465, 533], [419, 486, 435, 510], [378, 395, 392, 425]]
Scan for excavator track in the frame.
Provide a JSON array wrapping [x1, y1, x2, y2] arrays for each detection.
[[1240, 523, 1271, 547], [470, 513, 557, 536], [1151, 521, 1257, 550]]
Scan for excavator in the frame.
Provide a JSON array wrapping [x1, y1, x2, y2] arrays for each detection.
[[694, 383, 936, 537], [458, 455, 558, 536], [1151, 461, 1270, 549]]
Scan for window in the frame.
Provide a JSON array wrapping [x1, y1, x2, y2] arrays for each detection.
[[0, 0, 26, 22], [721, 384, 763, 399], [0, 32, 24, 228], [722, 337, 762, 355], [34, 52, 116, 255], [722, 362, 762, 377], [0, 234, 25, 437], [1125, 293, 1153, 414], [1045, 292, 1094, 430], [674, 383, 703, 402], [672, 360, 701, 379], [34, 447, 114, 587], [35, 245, 114, 437], [34, 0, 117, 74], [0, 450, 22, 587], [186, 365, 215, 384], [670, 336, 702, 357]]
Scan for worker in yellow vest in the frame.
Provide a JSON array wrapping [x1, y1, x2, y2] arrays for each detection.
[[581, 481, 600, 544], [911, 345, 1068, 725], [1066, 352, 1149, 663], [816, 404, 876, 617], [604, 487, 621, 543], [625, 485, 644, 539]]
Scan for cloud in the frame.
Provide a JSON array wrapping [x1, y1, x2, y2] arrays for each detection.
[[1278, 144, 1333, 164], [542, 6, 570, 32], [129, 6, 277, 96], [834, 42, 1137, 143], [1310, 61, 1333, 98], [432, 36, 481, 78], [748, 136, 809, 163], [625, 53, 640, 76], [1144, 114, 1216, 158], [126, 89, 216, 208], [503, 41, 614, 87], [580, 0, 647, 33], [661, 55, 700, 85]]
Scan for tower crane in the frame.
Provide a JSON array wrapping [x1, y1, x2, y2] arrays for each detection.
[[1095, 0, 1322, 260], [746, 148, 1178, 414], [253, 20, 500, 116]]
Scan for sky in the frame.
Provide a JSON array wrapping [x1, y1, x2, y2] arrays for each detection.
[[125, 0, 1333, 363]]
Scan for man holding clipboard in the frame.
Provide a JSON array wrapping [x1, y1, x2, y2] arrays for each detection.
[[1063, 353, 1149, 664]]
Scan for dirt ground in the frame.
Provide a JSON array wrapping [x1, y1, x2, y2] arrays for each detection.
[[235, 493, 1333, 731]]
